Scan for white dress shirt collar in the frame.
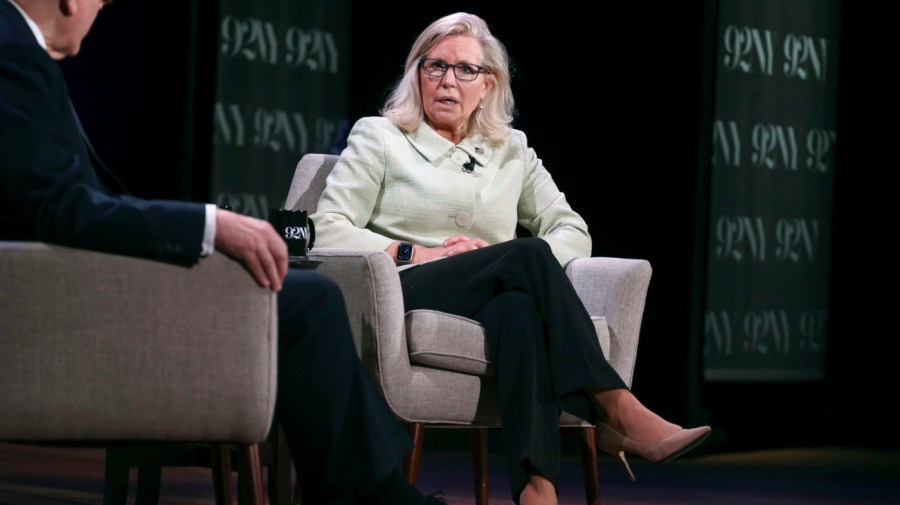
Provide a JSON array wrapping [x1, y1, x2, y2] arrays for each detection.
[[7, 0, 47, 49]]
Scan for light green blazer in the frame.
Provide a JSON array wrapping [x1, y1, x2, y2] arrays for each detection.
[[311, 116, 591, 267]]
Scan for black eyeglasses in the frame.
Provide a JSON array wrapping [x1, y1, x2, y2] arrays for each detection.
[[419, 58, 487, 82]]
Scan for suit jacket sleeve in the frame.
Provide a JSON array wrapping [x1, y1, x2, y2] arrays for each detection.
[[0, 34, 205, 265], [311, 117, 397, 253]]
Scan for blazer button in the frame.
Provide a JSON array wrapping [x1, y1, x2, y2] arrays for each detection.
[[455, 211, 472, 227], [451, 151, 469, 165]]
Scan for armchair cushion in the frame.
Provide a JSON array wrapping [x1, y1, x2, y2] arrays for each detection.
[[407, 312, 610, 377]]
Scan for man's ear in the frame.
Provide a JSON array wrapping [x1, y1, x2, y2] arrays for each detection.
[[59, 0, 77, 17]]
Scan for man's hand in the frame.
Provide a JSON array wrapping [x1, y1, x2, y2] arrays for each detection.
[[214, 210, 288, 291]]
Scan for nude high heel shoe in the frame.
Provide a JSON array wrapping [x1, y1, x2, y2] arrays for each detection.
[[596, 422, 712, 481]]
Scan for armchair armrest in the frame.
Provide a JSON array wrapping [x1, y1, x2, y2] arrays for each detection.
[[306, 248, 408, 387], [0, 241, 277, 443], [565, 257, 652, 387]]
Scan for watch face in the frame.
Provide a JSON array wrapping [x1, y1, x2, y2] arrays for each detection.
[[397, 243, 414, 262]]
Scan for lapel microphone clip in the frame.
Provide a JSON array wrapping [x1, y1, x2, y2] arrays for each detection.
[[462, 155, 476, 173]]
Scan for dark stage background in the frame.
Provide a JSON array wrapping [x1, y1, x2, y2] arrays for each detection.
[[58, 1, 891, 454]]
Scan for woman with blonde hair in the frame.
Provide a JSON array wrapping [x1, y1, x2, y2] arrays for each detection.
[[312, 12, 711, 505]]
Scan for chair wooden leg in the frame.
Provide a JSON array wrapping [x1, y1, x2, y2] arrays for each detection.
[[211, 443, 235, 505], [237, 443, 265, 505], [576, 427, 602, 505], [268, 422, 295, 505], [135, 465, 162, 505], [103, 447, 131, 505], [403, 423, 425, 484], [471, 427, 490, 505]]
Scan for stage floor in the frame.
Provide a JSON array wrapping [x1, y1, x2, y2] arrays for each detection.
[[1, 441, 898, 505]]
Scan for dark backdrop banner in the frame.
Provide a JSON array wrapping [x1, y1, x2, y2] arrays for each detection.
[[210, 0, 351, 218], [703, 0, 839, 381]]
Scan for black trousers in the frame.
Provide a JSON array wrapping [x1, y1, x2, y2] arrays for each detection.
[[276, 269, 413, 504], [399, 237, 627, 501]]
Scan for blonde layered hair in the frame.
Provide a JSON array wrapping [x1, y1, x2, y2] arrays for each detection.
[[381, 12, 514, 145]]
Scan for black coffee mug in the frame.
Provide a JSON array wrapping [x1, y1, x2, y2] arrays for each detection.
[[268, 208, 316, 257]]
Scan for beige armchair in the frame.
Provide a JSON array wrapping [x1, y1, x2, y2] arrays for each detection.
[[283, 153, 652, 505], [0, 242, 278, 505]]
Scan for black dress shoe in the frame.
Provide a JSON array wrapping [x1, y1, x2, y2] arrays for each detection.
[[422, 491, 448, 504]]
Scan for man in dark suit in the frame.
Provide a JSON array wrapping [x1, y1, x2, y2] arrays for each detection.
[[0, 1, 442, 504]]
